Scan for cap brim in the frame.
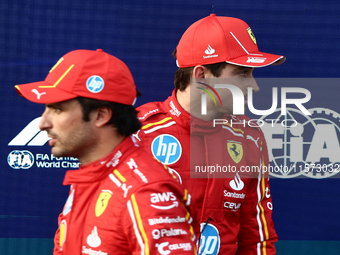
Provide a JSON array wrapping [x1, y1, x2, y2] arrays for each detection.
[[225, 51, 286, 68], [15, 81, 77, 104]]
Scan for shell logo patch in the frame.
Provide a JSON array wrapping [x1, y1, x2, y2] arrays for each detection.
[[247, 27, 257, 44], [227, 141, 243, 164], [95, 190, 113, 217]]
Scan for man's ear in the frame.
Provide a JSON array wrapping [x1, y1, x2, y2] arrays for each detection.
[[193, 65, 207, 78], [94, 107, 112, 127]]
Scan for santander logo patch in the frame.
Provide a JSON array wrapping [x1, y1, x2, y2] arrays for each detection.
[[229, 172, 244, 191], [87, 226, 101, 248], [204, 45, 216, 55]]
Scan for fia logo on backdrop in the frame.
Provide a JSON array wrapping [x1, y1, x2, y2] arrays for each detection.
[[260, 107, 340, 179]]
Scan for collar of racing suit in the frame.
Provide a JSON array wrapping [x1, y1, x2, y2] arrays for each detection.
[[165, 89, 225, 135], [62, 136, 136, 185]]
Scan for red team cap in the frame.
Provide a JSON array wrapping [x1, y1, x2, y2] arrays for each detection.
[[15, 49, 137, 105], [176, 14, 285, 68]]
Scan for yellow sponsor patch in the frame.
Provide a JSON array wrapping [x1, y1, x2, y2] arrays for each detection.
[[227, 141, 243, 164], [59, 220, 67, 249], [247, 27, 257, 44], [95, 190, 113, 217]]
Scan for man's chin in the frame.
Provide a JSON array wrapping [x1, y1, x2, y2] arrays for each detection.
[[51, 151, 62, 159], [51, 148, 70, 159], [216, 106, 233, 115]]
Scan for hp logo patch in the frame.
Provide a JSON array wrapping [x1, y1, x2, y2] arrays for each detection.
[[7, 150, 34, 169], [151, 134, 182, 165], [198, 223, 220, 255], [86, 75, 104, 93]]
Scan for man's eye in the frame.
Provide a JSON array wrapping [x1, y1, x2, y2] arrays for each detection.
[[54, 108, 61, 113], [240, 70, 247, 76]]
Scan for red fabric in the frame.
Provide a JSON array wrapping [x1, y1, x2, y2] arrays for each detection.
[[176, 14, 285, 68], [136, 90, 278, 254], [53, 136, 196, 255], [15, 49, 136, 105]]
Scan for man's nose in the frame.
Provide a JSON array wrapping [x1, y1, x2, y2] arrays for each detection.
[[38, 109, 52, 131], [250, 78, 260, 93]]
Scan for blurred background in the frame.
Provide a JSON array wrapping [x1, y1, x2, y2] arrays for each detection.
[[1, 0, 340, 254]]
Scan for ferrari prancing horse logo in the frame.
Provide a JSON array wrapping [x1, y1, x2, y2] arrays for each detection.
[[227, 141, 243, 164], [95, 190, 113, 217], [247, 27, 257, 44]]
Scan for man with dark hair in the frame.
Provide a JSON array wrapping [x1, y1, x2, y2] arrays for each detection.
[[136, 14, 285, 254], [15, 49, 196, 255]]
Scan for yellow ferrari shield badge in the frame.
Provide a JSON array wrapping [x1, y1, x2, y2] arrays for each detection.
[[95, 190, 112, 217], [227, 141, 243, 164], [59, 220, 67, 248], [247, 28, 257, 44]]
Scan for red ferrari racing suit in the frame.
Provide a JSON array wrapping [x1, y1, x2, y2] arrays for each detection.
[[53, 136, 196, 255], [135, 90, 278, 255]]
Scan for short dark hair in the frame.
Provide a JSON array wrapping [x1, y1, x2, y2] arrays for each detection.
[[172, 49, 228, 91], [76, 97, 141, 137]]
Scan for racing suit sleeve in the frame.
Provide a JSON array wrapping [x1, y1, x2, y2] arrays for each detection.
[[53, 213, 63, 255], [123, 181, 196, 255], [236, 142, 278, 255]]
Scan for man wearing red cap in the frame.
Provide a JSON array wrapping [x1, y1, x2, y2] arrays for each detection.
[[136, 14, 285, 254], [15, 49, 196, 255]]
